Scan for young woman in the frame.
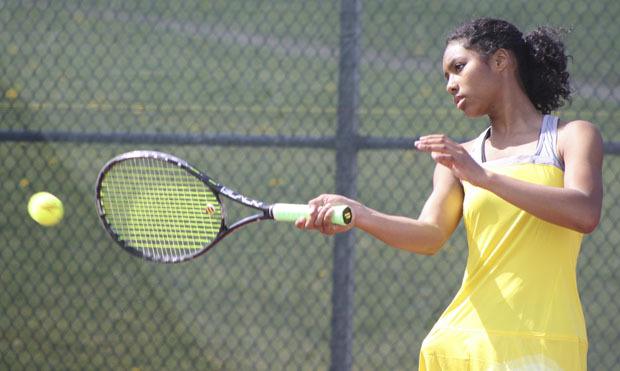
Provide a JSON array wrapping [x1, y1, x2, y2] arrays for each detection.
[[296, 18, 603, 370]]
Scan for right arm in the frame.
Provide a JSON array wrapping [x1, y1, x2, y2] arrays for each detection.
[[296, 163, 464, 255]]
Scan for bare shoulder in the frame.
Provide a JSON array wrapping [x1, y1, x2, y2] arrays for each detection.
[[557, 119, 603, 159]]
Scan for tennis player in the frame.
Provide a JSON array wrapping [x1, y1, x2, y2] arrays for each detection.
[[296, 18, 603, 370]]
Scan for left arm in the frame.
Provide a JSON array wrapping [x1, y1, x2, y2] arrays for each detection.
[[415, 120, 603, 234]]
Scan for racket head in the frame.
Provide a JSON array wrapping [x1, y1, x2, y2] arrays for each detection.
[[95, 151, 225, 263]]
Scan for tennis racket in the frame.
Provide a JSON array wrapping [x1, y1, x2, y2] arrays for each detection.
[[95, 150, 352, 263]]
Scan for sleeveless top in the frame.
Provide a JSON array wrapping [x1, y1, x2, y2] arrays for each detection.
[[418, 115, 588, 370]]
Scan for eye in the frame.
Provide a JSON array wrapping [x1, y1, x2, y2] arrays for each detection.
[[443, 61, 466, 80]]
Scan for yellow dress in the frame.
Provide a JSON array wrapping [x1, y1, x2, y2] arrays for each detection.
[[419, 115, 588, 370]]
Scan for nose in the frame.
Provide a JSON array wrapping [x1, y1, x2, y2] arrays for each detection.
[[445, 75, 458, 95]]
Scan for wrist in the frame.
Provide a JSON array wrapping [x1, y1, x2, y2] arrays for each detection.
[[352, 204, 372, 230]]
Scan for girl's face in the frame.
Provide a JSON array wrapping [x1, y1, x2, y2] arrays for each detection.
[[442, 41, 500, 117]]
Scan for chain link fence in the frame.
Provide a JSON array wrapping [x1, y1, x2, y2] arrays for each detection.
[[1, 1, 618, 370]]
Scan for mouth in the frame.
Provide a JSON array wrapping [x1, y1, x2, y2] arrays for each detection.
[[454, 95, 464, 108]]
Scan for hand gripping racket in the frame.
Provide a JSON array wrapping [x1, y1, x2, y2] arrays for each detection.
[[95, 150, 352, 263]]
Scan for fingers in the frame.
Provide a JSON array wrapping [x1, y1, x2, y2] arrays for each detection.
[[295, 195, 327, 229], [316, 203, 339, 235], [302, 203, 335, 232], [431, 152, 455, 168], [414, 134, 457, 153], [415, 133, 487, 184], [415, 134, 463, 167], [295, 195, 350, 235], [319, 209, 348, 235], [294, 217, 307, 229]]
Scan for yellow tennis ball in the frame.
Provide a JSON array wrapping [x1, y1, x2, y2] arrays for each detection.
[[28, 192, 64, 227]]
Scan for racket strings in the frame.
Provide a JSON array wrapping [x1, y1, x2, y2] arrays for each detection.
[[100, 157, 222, 261]]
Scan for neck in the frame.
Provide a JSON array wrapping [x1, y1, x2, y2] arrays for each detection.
[[487, 84, 543, 137]]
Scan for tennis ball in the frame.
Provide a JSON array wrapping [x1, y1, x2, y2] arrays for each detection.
[[28, 192, 64, 227]]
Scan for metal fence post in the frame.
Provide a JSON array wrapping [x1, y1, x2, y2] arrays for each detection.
[[330, 0, 361, 370]]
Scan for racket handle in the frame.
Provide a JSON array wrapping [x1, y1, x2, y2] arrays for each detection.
[[271, 203, 353, 226]]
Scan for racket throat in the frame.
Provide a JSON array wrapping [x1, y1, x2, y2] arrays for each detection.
[[225, 212, 271, 234]]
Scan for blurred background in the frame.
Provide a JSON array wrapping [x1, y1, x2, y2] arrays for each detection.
[[1, 0, 618, 370]]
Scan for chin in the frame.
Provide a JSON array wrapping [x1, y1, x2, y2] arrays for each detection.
[[461, 109, 485, 118], [460, 105, 487, 118], [465, 112, 487, 118]]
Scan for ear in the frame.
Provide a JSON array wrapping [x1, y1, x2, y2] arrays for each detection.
[[491, 48, 512, 72]]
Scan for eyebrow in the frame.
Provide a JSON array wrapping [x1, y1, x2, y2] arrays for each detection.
[[444, 58, 458, 71]]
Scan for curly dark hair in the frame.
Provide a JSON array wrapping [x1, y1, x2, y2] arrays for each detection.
[[446, 18, 571, 114]]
